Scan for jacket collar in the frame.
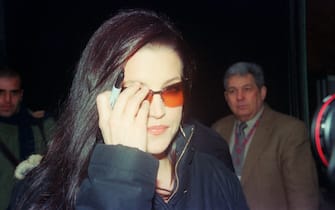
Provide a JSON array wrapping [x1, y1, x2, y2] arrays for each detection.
[[167, 123, 195, 203], [174, 123, 194, 156]]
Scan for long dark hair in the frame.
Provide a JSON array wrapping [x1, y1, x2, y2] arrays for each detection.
[[14, 9, 195, 210]]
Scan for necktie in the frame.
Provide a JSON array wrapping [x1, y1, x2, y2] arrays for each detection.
[[232, 122, 247, 176]]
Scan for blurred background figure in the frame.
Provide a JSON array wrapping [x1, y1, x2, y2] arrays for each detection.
[[0, 66, 55, 210]]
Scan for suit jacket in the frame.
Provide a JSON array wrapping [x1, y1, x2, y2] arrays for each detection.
[[212, 105, 319, 210]]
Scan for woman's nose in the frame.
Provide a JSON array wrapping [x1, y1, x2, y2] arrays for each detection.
[[149, 94, 166, 119]]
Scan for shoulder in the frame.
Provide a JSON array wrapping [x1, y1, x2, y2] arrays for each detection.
[[187, 120, 234, 171], [42, 116, 56, 130], [264, 106, 307, 131], [262, 106, 308, 146], [211, 115, 235, 142], [211, 115, 235, 130], [29, 110, 56, 130], [191, 120, 224, 141]]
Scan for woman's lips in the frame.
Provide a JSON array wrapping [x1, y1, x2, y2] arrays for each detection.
[[147, 125, 168, 135]]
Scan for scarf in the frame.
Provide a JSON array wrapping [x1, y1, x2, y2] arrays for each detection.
[[0, 105, 45, 161]]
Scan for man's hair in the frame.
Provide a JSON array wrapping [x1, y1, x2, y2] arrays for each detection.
[[223, 61, 265, 89], [0, 67, 22, 88], [0, 66, 21, 78]]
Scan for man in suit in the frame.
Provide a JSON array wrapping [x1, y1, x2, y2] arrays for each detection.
[[212, 62, 319, 210]]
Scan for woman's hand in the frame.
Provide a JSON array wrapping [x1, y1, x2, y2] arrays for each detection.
[[96, 83, 150, 152]]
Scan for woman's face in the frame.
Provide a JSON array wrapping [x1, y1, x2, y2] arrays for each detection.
[[124, 44, 183, 157]]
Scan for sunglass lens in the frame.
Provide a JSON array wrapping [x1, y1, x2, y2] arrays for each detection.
[[161, 83, 184, 107]]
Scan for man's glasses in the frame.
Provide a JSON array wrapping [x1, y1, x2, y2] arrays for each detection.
[[144, 81, 184, 107]]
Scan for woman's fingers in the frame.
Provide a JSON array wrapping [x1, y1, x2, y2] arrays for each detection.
[[134, 100, 150, 151], [96, 83, 150, 151], [123, 86, 149, 119], [112, 83, 141, 115]]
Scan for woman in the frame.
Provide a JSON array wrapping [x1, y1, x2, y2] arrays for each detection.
[[10, 9, 248, 210]]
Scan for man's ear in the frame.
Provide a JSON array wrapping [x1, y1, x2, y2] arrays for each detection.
[[261, 86, 267, 100], [224, 91, 228, 102], [19, 89, 24, 102]]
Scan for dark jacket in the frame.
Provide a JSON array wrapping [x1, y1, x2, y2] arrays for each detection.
[[8, 123, 246, 210], [189, 120, 234, 172], [76, 123, 248, 210]]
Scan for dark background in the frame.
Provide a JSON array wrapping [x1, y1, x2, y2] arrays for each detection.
[[0, 0, 334, 125], [0, 0, 296, 123]]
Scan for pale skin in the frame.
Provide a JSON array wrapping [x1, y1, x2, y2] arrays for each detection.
[[96, 44, 183, 192], [0, 76, 23, 117], [224, 74, 267, 122]]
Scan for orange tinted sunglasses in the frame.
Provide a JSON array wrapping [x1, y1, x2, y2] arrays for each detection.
[[145, 82, 184, 107]]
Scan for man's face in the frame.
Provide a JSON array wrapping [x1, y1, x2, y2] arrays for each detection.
[[224, 74, 266, 122], [0, 77, 23, 117]]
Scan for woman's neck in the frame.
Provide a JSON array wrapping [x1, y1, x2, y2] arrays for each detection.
[[156, 157, 174, 202], [157, 157, 173, 185]]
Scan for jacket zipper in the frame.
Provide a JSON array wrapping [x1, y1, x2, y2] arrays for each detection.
[[166, 126, 194, 202]]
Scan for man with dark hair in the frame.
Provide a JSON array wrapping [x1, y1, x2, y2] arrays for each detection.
[[0, 67, 55, 210], [212, 62, 319, 210]]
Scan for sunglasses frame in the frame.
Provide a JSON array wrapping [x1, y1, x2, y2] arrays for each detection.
[[145, 81, 184, 107]]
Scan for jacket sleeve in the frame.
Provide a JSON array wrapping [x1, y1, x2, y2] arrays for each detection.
[[281, 120, 319, 210], [76, 144, 159, 210]]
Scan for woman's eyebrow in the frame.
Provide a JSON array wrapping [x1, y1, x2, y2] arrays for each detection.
[[123, 76, 182, 87]]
